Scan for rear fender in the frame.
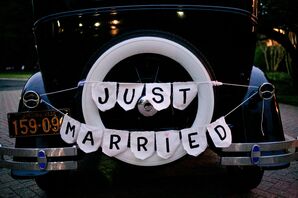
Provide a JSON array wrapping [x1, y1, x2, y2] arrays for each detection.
[[243, 66, 284, 142]]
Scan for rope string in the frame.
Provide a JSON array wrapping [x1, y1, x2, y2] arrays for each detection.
[[38, 80, 267, 138], [224, 91, 258, 118], [38, 80, 258, 97]]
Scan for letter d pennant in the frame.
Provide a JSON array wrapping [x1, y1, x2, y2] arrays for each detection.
[[207, 117, 232, 148]]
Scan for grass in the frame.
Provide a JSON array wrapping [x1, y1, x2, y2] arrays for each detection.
[[0, 71, 33, 79], [266, 72, 298, 106]]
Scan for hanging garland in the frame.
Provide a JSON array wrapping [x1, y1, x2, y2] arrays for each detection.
[[38, 80, 274, 164]]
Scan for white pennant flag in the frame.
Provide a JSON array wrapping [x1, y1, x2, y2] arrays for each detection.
[[102, 129, 129, 157], [145, 83, 171, 111], [77, 124, 103, 153], [92, 82, 117, 111], [60, 115, 81, 144], [130, 131, 155, 160], [207, 116, 232, 148], [173, 82, 198, 110], [117, 83, 144, 111], [181, 127, 207, 156], [156, 130, 180, 159]]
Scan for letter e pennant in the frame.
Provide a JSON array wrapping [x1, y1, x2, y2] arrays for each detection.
[[207, 117, 232, 148], [181, 127, 207, 156]]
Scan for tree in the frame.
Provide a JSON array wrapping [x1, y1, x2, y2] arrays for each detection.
[[258, 0, 298, 89], [0, 0, 35, 71]]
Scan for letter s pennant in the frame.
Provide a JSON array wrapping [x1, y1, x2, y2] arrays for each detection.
[[60, 115, 80, 144], [207, 116, 232, 148]]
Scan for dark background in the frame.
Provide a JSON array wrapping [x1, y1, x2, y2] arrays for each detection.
[[0, 0, 298, 87]]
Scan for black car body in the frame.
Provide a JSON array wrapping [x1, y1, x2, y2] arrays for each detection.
[[1, 0, 297, 192]]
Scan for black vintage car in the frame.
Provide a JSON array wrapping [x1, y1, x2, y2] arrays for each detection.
[[1, 0, 297, 193]]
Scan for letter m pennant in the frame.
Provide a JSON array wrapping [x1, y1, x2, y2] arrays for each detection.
[[207, 116, 232, 148], [60, 115, 81, 144]]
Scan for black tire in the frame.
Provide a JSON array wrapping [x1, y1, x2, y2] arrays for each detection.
[[82, 31, 215, 166], [35, 171, 73, 193], [227, 166, 264, 191]]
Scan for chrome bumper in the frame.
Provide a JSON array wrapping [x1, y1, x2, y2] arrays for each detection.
[[0, 145, 77, 171], [1, 136, 297, 171], [221, 135, 298, 167]]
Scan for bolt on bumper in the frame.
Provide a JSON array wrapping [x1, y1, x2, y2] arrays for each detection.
[[0, 145, 77, 171], [221, 135, 298, 167]]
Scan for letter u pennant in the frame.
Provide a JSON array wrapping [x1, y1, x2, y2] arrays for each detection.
[[207, 116, 232, 148]]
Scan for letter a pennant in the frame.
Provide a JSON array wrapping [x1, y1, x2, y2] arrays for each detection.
[[60, 115, 80, 144], [77, 124, 103, 153], [102, 129, 129, 157], [207, 116, 232, 148]]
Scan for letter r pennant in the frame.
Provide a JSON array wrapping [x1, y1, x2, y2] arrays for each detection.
[[102, 129, 129, 156]]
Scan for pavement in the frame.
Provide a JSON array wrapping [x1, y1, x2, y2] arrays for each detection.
[[0, 90, 297, 198]]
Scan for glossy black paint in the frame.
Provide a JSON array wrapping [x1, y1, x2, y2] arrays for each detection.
[[13, 0, 285, 177]]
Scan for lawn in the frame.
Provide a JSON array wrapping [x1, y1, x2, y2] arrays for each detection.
[[0, 72, 32, 79], [266, 72, 298, 106]]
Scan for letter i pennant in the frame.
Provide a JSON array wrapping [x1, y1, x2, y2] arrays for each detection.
[[207, 116, 232, 148]]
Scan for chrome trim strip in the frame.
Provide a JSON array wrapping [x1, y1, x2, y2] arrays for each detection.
[[0, 145, 78, 171], [222, 138, 298, 152], [0, 160, 77, 170], [221, 137, 298, 166], [0, 146, 77, 157], [221, 152, 298, 166]]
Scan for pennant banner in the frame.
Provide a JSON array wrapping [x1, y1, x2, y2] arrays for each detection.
[[117, 83, 144, 111], [59, 115, 233, 161], [130, 131, 155, 160], [77, 124, 103, 153], [145, 83, 171, 111], [60, 115, 80, 144], [207, 116, 232, 148], [90, 82, 200, 112], [91, 82, 117, 111], [156, 130, 180, 159], [173, 82, 198, 110], [181, 127, 207, 156], [102, 129, 129, 157]]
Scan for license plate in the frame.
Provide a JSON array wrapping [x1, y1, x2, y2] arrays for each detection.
[[7, 109, 68, 138]]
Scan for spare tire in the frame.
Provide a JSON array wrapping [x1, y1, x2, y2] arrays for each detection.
[[82, 32, 214, 166]]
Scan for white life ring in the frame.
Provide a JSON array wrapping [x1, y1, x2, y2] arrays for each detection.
[[82, 35, 214, 166]]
